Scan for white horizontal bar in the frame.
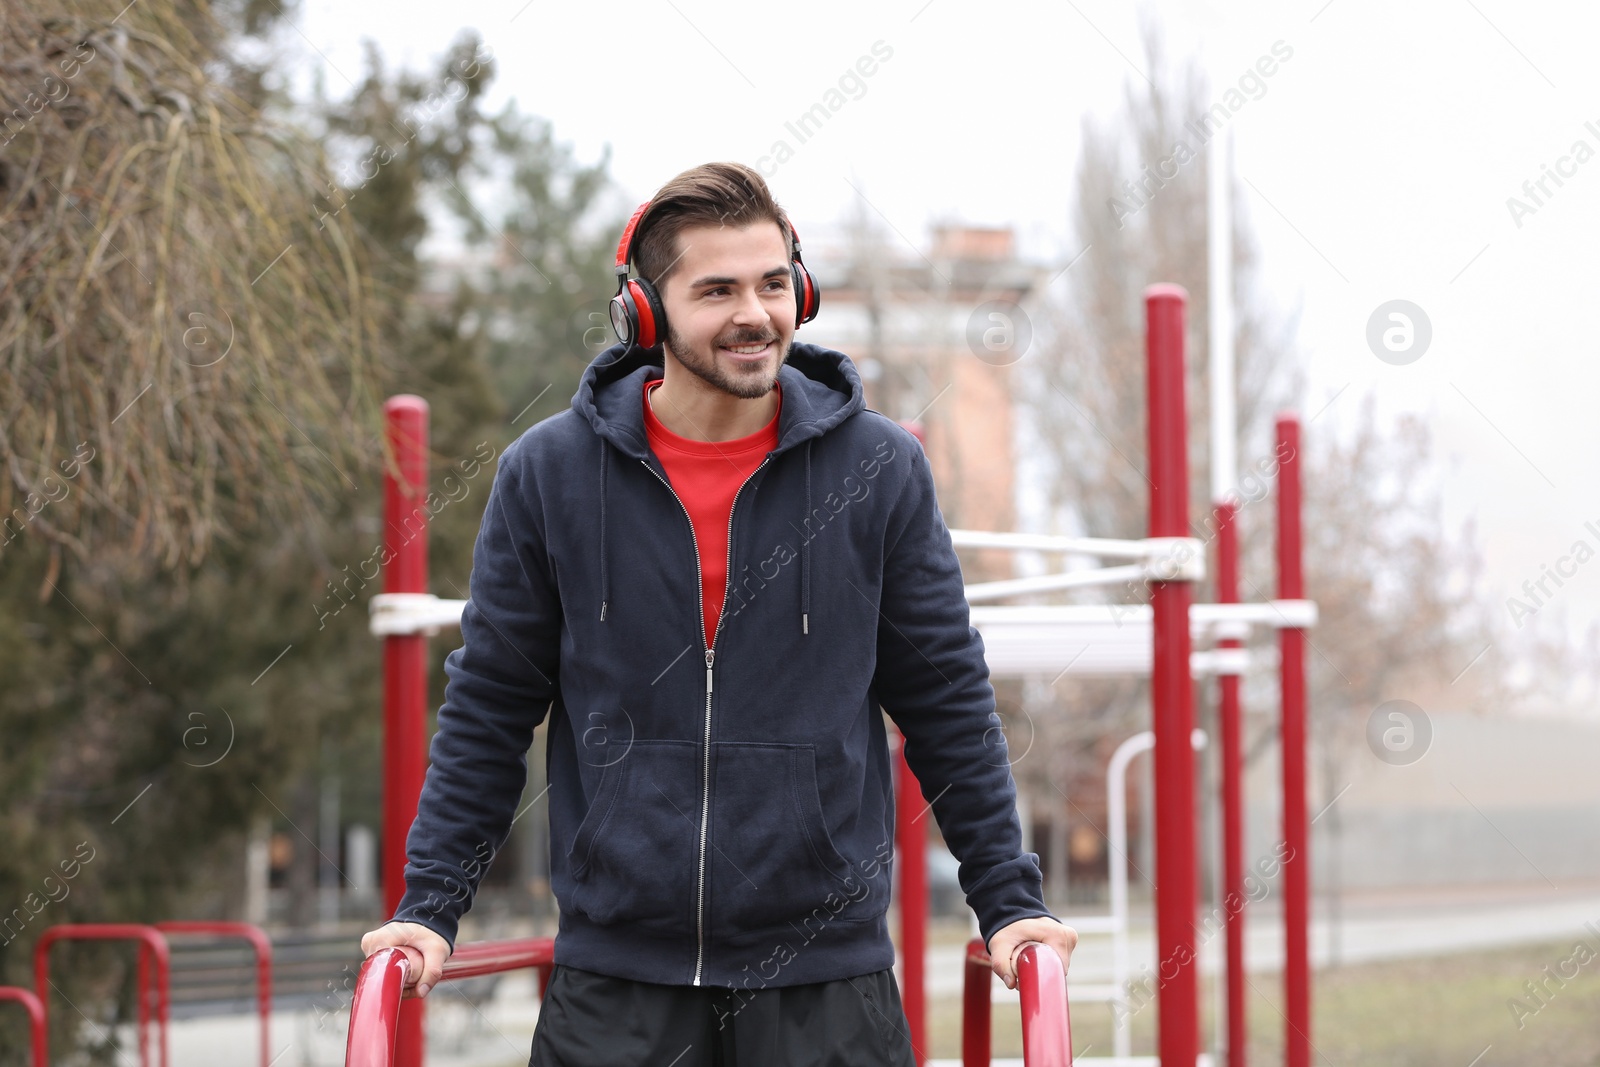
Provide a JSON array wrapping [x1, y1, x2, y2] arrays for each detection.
[[949, 530, 1153, 558], [1191, 647, 1253, 677], [953, 533, 1207, 585], [965, 565, 1147, 602], [968, 605, 1303, 677], [369, 593, 467, 637], [968, 602, 1316, 630]]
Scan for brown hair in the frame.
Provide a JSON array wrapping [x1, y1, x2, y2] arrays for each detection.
[[633, 162, 794, 293]]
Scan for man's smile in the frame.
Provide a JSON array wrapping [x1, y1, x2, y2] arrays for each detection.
[[719, 340, 775, 361]]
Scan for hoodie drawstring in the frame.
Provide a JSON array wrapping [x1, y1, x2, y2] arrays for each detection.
[[802, 440, 812, 636], [602, 427, 814, 634], [599, 439, 610, 622]]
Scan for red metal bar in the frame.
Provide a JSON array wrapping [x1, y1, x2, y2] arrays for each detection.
[[1215, 500, 1248, 1067], [1016, 943, 1072, 1067], [894, 418, 931, 1065], [959, 938, 1072, 1067], [35, 924, 171, 1067], [1275, 413, 1309, 1067], [895, 731, 928, 1065], [137, 938, 151, 1063], [383, 394, 431, 1067], [1145, 284, 1199, 1067], [436, 937, 553, 980], [156, 921, 274, 1067], [346, 948, 410, 1067], [345, 938, 556, 1067], [961, 938, 991, 1067], [0, 986, 48, 1067]]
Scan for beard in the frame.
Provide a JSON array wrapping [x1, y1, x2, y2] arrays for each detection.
[[663, 321, 790, 400]]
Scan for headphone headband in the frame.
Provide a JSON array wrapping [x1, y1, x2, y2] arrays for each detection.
[[614, 200, 652, 275], [608, 198, 820, 350]]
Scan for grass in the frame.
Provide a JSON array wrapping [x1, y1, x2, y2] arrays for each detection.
[[925, 936, 1600, 1065]]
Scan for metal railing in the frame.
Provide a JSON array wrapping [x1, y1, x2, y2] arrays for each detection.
[[345, 934, 1071, 1067], [0, 985, 47, 1067], [962, 938, 1073, 1067], [154, 921, 274, 1067], [34, 923, 173, 1067], [344, 937, 554, 1067]]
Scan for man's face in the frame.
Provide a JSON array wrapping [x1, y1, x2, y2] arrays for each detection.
[[659, 220, 796, 400]]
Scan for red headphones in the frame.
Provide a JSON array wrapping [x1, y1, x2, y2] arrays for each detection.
[[608, 200, 821, 350]]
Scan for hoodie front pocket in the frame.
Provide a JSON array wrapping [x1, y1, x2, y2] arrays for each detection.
[[565, 739, 701, 935], [707, 743, 871, 938]]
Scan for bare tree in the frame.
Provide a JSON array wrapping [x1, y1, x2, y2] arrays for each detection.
[[1015, 20, 1509, 929]]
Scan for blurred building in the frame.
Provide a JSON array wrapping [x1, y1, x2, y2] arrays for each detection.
[[802, 222, 1048, 584]]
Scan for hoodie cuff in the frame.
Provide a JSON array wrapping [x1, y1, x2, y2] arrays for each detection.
[[387, 882, 467, 953], [968, 855, 1056, 949]]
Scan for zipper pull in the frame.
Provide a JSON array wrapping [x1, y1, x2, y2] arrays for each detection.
[[705, 648, 715, 694]]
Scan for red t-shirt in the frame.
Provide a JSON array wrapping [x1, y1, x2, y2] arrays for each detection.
[[642, 378, 781, 648]]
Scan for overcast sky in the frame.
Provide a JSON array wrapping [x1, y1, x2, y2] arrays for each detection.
[[289, 0, 1600, 696]]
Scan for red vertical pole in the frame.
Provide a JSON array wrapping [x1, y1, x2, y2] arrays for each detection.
[[137, 943, 151, 1067], [1145, 284, 1198, 1067], [1275, 414, 1309, 1067], [960, 938, 992, 1067], [896, 734, 928, 1065], [1215, 501, 1247, 1067], [383, 395, 430, 1067], [0, 987, 48, 1067], [895, 418, 929, 1065]]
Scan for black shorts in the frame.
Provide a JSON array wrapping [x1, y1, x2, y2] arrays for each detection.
[[529, 963, 920, 1067]]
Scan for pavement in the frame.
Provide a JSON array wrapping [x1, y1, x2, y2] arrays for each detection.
[[931, 877, 1600, 998], [111, 880, 1600, 1066]]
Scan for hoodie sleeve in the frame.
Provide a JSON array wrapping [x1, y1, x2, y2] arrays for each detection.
[[386, 447, 561, 950], [872, 436, 1056, 949]]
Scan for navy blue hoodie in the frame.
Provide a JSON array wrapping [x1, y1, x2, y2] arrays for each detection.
[[389, 340, 1054, 989]]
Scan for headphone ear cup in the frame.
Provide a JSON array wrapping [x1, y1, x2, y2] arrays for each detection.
[[792, 262, 820, 327], [609, 290, 638, 347], [631, 277, 667, 349]]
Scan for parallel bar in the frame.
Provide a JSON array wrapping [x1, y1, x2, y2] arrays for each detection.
[[967, 602, 1318, 629], [441, 937, 553, 980], [155, 921, 274, 1067], [949, 530, 1154, 558], [1016, 942, 1073, 1067], [1145, 284, 1199, 1067], [960, 939, 1073, 1066], [0, 986, 46, 1067], [346, 948, 409, 1067], [1276, 414, 1310, 1067], [897, 733, 929, 1065], [964, 565, 1147, 602], [382, 395, 431, 1067], [1214, 501, 1248, 1067], [36, 924, 171, 1067], [346, 938, 556, 1067], [963, 938, 992, 1067]]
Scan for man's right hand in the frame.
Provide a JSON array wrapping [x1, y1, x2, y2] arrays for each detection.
[[361, 922, 452, 999]]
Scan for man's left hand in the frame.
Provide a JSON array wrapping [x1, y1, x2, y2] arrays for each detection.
[[988, 916, 1078, 990]]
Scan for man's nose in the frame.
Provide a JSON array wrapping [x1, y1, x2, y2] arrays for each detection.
[[731, 286, 770, 326]]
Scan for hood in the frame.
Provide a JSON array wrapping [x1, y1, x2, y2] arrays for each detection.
[[570, 340, 867, 634]]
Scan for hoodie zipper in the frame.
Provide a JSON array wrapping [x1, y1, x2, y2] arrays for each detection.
[[641, 454, 772, 986]]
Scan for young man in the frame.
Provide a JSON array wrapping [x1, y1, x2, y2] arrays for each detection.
[[360, 162, 1075, 1065]]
